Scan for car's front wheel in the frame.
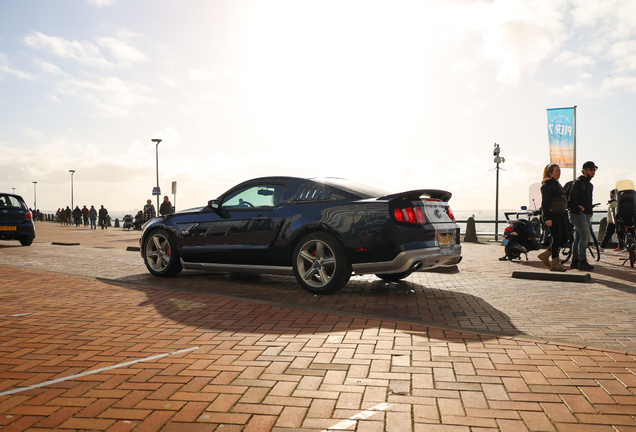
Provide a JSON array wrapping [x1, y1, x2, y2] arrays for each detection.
[[293, 232, 351, 295], [144, 230, 182, 277]]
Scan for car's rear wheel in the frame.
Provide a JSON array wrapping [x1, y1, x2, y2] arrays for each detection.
[[20, 238, 33, 246], [144, 230, 182, 277], [375, 271, 413, 283], [293, 232, 350, 295]]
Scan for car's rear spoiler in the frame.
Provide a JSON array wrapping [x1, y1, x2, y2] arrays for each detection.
[[378, 189, 452, 203]]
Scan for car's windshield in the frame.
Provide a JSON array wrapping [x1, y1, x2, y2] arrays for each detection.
[[315, 178, 389, 199]]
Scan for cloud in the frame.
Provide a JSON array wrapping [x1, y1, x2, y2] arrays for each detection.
[[0, 52, 36, 80], [57, 77, 157, 117], [188, 68, 219, 82], [551, 51, 597, 67], [96, 36, 148, 64], [24, 32, 114, 67], [34, 59, 66, 76], [86, 0, 117, 6], [607, 40, 636, 72]]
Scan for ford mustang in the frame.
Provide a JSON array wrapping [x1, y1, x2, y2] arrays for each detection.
[[139, 177, 462, 294]]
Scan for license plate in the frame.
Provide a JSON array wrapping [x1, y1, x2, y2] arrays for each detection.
[[502, 239, 509, 246], [438, 233, 452, 245], [0, 226, 17, 231]]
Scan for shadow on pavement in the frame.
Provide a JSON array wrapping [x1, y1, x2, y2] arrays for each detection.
[[100, 270, 519, 340]]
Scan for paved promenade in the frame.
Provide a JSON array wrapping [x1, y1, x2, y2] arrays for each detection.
[[1, 222, 636, 431]]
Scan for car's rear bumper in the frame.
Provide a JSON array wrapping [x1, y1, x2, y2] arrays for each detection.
[[351, 244, 462, 275], [0, 226, 35, 241]]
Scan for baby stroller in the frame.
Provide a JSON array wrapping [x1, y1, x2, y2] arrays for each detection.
[[616, 180, 636, 267], [122, 214, 134, 230]]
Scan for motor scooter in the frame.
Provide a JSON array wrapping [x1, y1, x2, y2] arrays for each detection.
[[499, 207, 541, 261]]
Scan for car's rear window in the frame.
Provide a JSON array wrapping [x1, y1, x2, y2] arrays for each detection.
[[314, 178, 388, 199], [0, 195, 26, 209]]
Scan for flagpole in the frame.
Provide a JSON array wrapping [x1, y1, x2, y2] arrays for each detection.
[[573, 105, 577, 180]]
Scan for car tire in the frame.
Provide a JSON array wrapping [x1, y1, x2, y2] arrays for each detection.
[[144, 229, 182, 277], [375, 271, 413, 283], [20, 238, 33, 246], [293, 232, 351, 295]]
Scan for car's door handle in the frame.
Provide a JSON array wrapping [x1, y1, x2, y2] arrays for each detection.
[[252, 216, 270, 221]]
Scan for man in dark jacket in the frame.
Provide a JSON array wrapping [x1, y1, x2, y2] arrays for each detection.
[[568, 161, 597, 270], [98, 205, 109, 229], [72, 206, 82, 227]]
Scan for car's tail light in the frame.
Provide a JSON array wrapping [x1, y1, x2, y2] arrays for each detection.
[[25, 210, 32, 220], [394, 206, 426, 224], [446, 206, 456, 223]]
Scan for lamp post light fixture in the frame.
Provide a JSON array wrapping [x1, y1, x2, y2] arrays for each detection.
[[12, 188, 15, 194], [69, 170, 76, 210], [33, 182, 37, 210], [151, 139, 162, 210], [492, 143, 505, 241]]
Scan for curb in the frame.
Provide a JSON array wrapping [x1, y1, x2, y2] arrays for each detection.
[[511, 270, 591, 282]]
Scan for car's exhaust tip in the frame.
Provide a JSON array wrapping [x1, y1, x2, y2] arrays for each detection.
[[411, 261, 423, 271]]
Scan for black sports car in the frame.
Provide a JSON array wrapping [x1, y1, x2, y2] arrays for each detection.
[[139, 177, 462, 294]]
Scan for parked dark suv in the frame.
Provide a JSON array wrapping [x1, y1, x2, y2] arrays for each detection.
[[0, 193, 35, 246]]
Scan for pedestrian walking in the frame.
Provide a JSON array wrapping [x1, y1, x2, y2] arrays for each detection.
[[72, 206, 82, 227], [143, 199, 156, 222], [65, 206, 72, 225], [568, 161, 597, 270], [82, 205, 89, 227], [159, 196, 173, 216], [89, 205, 97, 229], [538, 164, 568, 271], [98, 205, 109, 229]]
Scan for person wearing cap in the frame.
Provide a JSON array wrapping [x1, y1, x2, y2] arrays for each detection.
[[568, 161, 597, 270]]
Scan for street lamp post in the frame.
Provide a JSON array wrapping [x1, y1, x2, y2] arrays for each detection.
[[33, 182, 37, 210], [492, 144, 505, 241], [151, 139, 162, 210], [69, 170, 75, 210]]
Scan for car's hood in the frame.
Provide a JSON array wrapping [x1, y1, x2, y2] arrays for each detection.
[[378, 189, 452, 202]]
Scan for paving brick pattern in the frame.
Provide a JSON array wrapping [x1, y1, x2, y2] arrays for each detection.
[[1, 222, 636, 431], [2, 223, 635, 351], [2, 265, 636, 431]]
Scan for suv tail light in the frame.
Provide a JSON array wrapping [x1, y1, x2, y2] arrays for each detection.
[[446, 206, 456, 223], [25, 210, 32, 220], [394, 206, 426, 224]]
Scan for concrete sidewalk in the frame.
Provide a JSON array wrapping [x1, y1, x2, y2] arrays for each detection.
[[1, 222, 636, 431]]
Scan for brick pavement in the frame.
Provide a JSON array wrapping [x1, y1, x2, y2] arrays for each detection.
[[2, 223, 635, 351], [2, 222, 636, 431]]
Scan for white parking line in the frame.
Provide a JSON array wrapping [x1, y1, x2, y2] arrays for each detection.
[[0, 346, 200, 396], [320, 403, 393, 431]]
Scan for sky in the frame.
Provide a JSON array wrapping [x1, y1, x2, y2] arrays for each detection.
[[1, 0, 635, 216]]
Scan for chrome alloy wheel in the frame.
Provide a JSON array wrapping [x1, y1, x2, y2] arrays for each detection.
[[146, 232, 172, 272], [296, 239, 337, 288]]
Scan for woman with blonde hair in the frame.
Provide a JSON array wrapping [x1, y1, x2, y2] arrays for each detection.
[[538, 164, 568, 271]]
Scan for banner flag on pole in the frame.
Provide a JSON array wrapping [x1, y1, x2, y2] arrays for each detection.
[[547, 107, 575, 168]]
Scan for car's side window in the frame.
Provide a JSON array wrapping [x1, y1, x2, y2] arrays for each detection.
[[223, 184, 286, 209]]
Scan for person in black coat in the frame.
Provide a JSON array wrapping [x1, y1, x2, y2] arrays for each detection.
[[568, 161, 597, 270], [538, 164, 568, 271]]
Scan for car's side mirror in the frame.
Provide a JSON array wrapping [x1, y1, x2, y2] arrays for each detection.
[[208, 199, 220, 210]]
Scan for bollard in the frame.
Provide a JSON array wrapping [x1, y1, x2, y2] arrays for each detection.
[[114, 218, 120, 228], [464, 217, 479, 243]]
